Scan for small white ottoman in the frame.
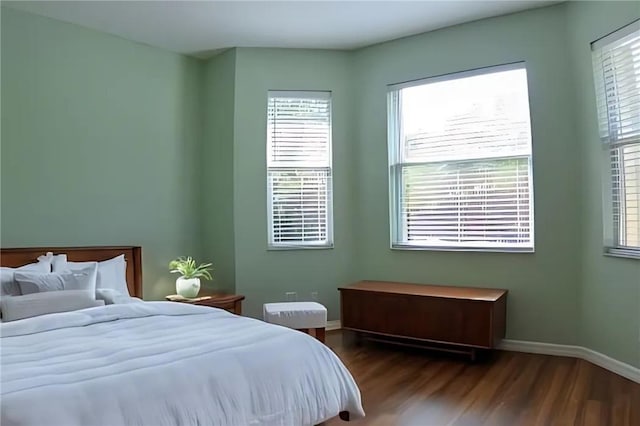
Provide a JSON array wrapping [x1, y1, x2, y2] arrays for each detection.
[[263, 302, 327, 343]]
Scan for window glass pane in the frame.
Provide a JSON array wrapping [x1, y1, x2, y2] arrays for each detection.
[[267, 96, 331, 167], [269, 169, 331, 244], [400, 158, 531, 248], [593, 26, 640, 146], [401, 68, 532, 163], [612, 143, 640, 248]]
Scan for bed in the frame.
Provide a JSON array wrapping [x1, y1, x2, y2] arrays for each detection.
[[0, 246, 363, 426]]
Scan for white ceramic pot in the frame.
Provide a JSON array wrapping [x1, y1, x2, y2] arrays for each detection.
[[176, 276, 201, 298]]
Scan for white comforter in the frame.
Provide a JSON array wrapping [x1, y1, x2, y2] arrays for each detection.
[[0, 302, 363, 426]]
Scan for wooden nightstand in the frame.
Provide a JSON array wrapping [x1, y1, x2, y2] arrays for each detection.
[[166, 293, 245, 315]]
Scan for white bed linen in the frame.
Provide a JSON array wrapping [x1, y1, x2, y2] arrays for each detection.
[[0, 290, 103, 322], [0, 302, 363, 426]]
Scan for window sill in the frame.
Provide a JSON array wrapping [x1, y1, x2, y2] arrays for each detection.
[[391, 244, 534, 253], [268, 244, 334, 251], [604, 248, 640, 260]]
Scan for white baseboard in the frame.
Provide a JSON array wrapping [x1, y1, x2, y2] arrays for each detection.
[[326, 320, 341, 331], [326, 323, 639, 383], [499, 339, 640, 384], [498, 339, 582, 357]]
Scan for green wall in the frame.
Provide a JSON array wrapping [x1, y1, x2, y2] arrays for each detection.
[[231, 48, 356, 318], [0, 7, 203, 299], [567, 1, 640, 368], [201, 49, 236, 294], [2, 3, 639, 367], [212, 4, 638, 365], [351, 5, 581, 345]]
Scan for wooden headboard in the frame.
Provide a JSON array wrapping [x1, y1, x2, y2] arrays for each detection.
[[0, 246, 143, 298]]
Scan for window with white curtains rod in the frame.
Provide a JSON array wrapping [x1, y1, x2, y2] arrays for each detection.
[[266, 91, 333, 249], [591, 20, 640, 257], [387, 63, 535, 251]]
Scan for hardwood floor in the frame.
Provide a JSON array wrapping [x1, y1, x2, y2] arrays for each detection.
[[325, 331, 640, 426]]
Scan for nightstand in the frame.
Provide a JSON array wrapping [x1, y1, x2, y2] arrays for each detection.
[[166, 293, 245, 315]]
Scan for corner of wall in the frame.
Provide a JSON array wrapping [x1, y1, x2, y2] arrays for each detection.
[[559, 0, 586, 349], [201, 48, 238, 293]]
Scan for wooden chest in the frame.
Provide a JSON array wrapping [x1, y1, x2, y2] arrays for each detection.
[[339, 281, 507, 359]]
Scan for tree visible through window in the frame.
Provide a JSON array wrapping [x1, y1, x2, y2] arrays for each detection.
[[387, 63, 534, 251]]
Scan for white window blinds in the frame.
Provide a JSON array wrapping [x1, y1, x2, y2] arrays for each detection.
[[267, 91, 333, 248], [592, 20, 640, 255], [388, 63, 534, 251]]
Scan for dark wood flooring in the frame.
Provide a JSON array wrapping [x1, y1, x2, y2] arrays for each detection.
[[325, 331, 640, 426]]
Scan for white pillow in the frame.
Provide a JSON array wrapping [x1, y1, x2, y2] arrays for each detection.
[[37, 252, 54, 264], [1, 290, 105, 322], [51, 253, 67, 271], [96, 288, 141, 305], [54, 254, 129, 296], [15, 264, 97, 295], [0, 258, 52, 297]]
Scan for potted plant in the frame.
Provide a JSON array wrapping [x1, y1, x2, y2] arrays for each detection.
[[169, 256, 213, 298]]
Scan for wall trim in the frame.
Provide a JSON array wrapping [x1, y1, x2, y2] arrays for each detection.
[[328, 323, 639, 384], [326, 320, 341, 331], [499, 339, 640, 384]]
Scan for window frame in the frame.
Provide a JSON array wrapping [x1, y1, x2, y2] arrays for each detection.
[[592, 20, 640, 260], [266, 90, 334, 250], [387, 62, 535, 252]]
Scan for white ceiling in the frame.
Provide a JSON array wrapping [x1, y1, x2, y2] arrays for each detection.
[[4, 1, 558, 58]]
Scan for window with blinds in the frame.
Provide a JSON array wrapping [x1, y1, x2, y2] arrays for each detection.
[[592, 20, 640, 257], [267, 91, 333, 248], [387, 63, 534, 251]]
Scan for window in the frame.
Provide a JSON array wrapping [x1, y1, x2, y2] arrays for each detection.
[[592, 21, 640, 258], [267, 91, 333, 248], [388, 63, 534, 251]]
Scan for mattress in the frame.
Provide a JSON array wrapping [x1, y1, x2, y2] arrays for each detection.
[[1, 302, 364, 426]]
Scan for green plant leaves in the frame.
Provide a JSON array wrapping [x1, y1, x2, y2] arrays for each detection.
[[168, 256, 213, 280]]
